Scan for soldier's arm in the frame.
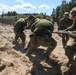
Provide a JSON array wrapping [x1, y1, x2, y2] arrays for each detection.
[[68, 31, 76, 39], [31, 23, 35, 32], [58, 20, 64, 30], [64, 25, 74, 31], [24, 25, 31, 29], [64, 20, 75, 31]]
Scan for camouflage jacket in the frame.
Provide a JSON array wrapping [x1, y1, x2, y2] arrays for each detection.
[[14, 18, 27, 32], [31, 18, 54, 36], [58, 17, 73, 30], [69, 32, 76, 40], [65, 20, 76, 31]]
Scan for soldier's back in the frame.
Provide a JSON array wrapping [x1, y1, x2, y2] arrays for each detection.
[[14, 18, 26, 32]]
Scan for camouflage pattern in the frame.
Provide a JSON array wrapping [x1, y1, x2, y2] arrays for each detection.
[[65, 20, 76, 31], [64, 22, 76, 74], [58, 17, 73, 48], [26, 35, 57, 58], [65, 7, 76, 74], [58, 18, 73, 30], [65, 32, 76, 64], [68, 31, 76, 39], [31, 18, 54, 36], [65, 35, 76, 74], [26, 18, 57, 59], [14, 18, 27, 44]]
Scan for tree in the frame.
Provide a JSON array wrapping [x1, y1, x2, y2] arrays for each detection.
[[7, 11, 12, 16], [12, 11, 17, 16], [55, 6, 60, 21], [71, 0, 76, 7], [59, 0, 67, 17], [51, 8, 56, 21], [52, 0, 76, 22]]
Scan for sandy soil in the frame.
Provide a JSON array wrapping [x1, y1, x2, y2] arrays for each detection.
[[0, 23, 74, 75]]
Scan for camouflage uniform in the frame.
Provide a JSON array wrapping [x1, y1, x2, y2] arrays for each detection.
[[14, 18, 27, 44], [58, 12, 73, 48], [26, 18, 57, 59], [64, 31, 76, 74], [64, 20, 76, 64], [64, 7, 76, 72]]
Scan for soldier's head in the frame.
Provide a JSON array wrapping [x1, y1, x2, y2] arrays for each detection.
[[63, 12, 69, 18], [69, 7, 76, 19], [25, 15, 36, 25]]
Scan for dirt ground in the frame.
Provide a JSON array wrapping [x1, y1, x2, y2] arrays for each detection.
[[0, 22, 74, 75]]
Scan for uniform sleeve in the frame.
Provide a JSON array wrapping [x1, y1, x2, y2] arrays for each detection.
[[58, 19, 64, 30], [64, 20, 75, 31], [31, 23, 35, 32], [69, 32, 76, 39], [24, 25, 31, 29], [31, 19, 39, 32]]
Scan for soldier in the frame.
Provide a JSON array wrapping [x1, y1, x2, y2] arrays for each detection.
[[58, 12, 73, 48], [63, 7, 76, 69], [13, 18, 27, 45], [24, 15, 57, 60]]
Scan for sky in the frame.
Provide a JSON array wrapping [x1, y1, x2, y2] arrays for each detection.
[[0, 0, 71, 15]]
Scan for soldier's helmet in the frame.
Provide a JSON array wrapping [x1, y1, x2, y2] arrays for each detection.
[[63, 12, 69, 17], [25, 15, 35, 20], [69, 7, 76, 19]]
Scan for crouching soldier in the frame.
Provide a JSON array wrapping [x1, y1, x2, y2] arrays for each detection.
[[13, 18, 27, 46], [24, 15, 57, 60]]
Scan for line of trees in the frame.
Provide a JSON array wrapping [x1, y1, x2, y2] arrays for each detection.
[[2, 0, 76, 23], [0, 11, 52, 25], [1, 11, 51, 20], [2, 11, 18, 16], [51, 0, 76, 21]]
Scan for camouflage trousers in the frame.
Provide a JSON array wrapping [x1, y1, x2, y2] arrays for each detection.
[[26, 36, 57, 58], [62, 34, 69, 48], [65, 40, 76, 66], [14, 31, 26, 44]]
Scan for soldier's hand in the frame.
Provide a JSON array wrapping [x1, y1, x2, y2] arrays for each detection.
[[67, 31, 72, 35]]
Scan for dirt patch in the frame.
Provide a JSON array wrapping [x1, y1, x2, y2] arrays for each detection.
[[0, 23, 74, 75]]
